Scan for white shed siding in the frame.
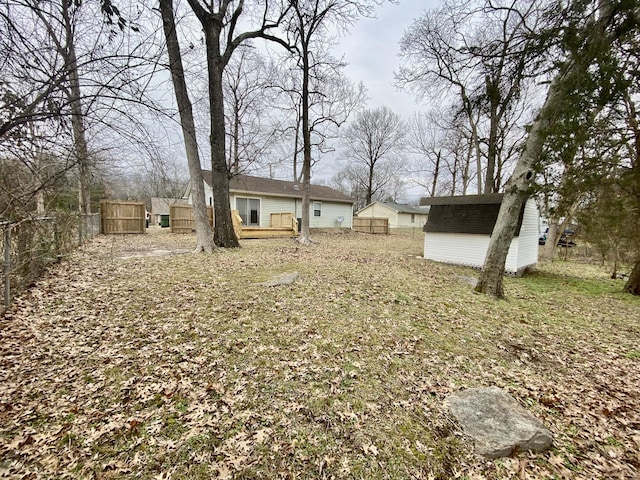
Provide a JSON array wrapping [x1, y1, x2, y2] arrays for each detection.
[[517, 199, 540, 269], [424, 233, 521, 273]]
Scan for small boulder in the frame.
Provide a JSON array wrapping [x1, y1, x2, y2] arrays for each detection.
[[260, 271, 299, 287], [447, 386, 552, 459], [455, 275, 478, 287]]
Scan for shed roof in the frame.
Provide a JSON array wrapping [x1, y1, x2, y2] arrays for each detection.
[[421, 194, 526, 236], [419, 193, 504, 206], [202, 171, 354, 204]]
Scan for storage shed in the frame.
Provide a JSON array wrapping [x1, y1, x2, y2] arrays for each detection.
[[420, 194, 539, 276]]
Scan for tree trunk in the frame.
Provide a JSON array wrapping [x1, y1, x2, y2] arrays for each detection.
[[366, 163, 374, 205], [159, 0, 214, 253], [431, 151, 440, 197], [624, 259, 640, 295], [203, 22, 239, 248], [471, 120, 482, 194], [299, 41, 312, 244], [60, 1, 92, 243], [475, 76, 562, 297], [543, 217, 559, 261], [485, 101, 499, 194], [293, 112, 302, 182]]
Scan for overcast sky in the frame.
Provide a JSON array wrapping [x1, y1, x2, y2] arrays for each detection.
[[301, 0, 440, 197], [334, 0, 440, 118]]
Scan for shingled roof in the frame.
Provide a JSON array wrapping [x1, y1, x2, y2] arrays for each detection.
[[150, 197, 188, 215], [420, 194, 526, 236], [202, 171, 354, 204], [355, 201, 430, 216]]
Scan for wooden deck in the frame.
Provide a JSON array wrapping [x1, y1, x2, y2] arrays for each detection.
[[238, 227, 298, 239], [232, 211, 299, 239]]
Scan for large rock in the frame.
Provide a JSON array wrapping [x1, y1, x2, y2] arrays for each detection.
[[259, 271, 299, 287], [447, 386, 552, 459]]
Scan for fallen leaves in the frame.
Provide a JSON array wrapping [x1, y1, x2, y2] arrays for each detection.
[[0, 230, 639, 478]]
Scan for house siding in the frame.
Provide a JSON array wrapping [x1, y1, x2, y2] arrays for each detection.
[[309, 202, 353, 228], [397, 212, 429, 229], [236, 195, 295, 227], [192, 186, 351, 229], [357, 203, 397, 223], [357, 203, 428, 229]]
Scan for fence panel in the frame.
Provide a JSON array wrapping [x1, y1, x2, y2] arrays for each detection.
[[100, 200, 145, 234], [352, 217, 389, 234], [169, 205, 213, 234], [270, 212, 294, 228]]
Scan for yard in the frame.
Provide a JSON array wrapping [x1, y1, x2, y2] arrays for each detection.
[[1, 229, 639, 479]]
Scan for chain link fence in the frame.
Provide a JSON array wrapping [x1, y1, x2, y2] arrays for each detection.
[[1, 212, 100, 313]]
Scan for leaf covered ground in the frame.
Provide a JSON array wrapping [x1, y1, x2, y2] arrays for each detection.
[[1, 229, 639, 479]]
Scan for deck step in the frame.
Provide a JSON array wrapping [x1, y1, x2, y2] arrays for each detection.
[[239, 228, 298, 239]]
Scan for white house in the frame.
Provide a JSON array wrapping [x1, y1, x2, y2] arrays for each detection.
[[185, 172, 355, 229], [420, 194, 539, 276], [355, 201, 430, 229]]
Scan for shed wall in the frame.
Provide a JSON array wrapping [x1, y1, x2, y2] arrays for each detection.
[[517, 199, 540, 269], [423, 233, 522, 273]]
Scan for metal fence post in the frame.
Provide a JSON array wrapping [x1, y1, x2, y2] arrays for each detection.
[[4, 225, 11, 309]]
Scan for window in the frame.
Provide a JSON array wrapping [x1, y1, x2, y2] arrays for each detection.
[[313, 202, 322, 217], [236, 197, 260, 226], [411, 214, 415, 224]]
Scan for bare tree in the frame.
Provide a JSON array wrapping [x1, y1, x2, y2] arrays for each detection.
[[1, 0, 158, 229], [342, 106, 405, 205], [181, 0, 290, 248], [476, 0, 639, 297], [408, 113, 441, 198], [397, 0, 545, 195], [159, 0, 214, 253], [277, 0, 375, 243]]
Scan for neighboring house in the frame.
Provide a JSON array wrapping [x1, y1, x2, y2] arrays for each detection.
[[184, 172, 354, 229], [150, 197, 188, 225], [420, 194, 539, 276], [355, 201, 430, 229]]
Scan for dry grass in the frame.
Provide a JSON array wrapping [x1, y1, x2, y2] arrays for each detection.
[[1, 229, 639, 479]]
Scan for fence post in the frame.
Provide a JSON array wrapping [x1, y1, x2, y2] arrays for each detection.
[[4, 225, 11, 309]]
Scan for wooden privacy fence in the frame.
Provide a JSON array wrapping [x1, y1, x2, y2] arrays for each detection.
[[100, 200, 145, 234], [353, 216, 389, 234], [169, 205, 213, 233]]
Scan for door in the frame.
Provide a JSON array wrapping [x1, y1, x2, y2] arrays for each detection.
[[236, 197, 260, 226]]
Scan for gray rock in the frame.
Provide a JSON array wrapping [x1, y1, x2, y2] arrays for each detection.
[[260, 271, 299, 287], [456, 275, 478, 287], [447, 386, 552, 459]]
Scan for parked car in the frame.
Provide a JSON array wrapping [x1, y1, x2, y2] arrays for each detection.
[[539, 228, 576, 247]]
